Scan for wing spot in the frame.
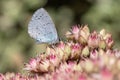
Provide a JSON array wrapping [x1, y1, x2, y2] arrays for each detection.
[[37, 17, 40, 19], [46, 23, 50, 25], [36, 27, 38, 29]]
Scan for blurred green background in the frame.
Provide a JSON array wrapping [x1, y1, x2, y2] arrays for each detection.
[[0, 0, 120, 73]]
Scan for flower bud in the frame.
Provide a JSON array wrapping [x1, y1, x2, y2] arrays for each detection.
[[38, 59, 50, 72], [47, 53, 60, 67], [78, 36, 87, 45], [99, 40, 106, 49], [70, 43, 82, 59], [63, 44, 71, 61], [72, 25, 80, 35], [80, 25, 90, 41], [105, 34, 114, 49], [88, 31, 100, 48], [81, 46, 89, 58], [84, 60, 94, 73], [90, 49, 98, 60], [99, 29, 106, 38], [24, 58, 38, 72], [57, 41, 65, 50], [65, 31, 74, 40]]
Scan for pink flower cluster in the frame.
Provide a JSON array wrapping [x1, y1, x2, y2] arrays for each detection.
[[1, 25, 120, 80]]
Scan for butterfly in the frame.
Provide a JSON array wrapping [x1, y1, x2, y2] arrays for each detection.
[[28, 8, 59, 44]]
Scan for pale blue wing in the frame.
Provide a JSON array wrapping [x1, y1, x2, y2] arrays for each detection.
[[28, 8, 58, 44]]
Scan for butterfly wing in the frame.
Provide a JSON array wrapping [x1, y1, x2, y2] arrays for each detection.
[[28, 8, 58, 44]]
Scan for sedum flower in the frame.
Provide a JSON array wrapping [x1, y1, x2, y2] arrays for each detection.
[[78, 25, 90, 44], [57, 41, 65, 50], [90, 49, 98, 60], [24, 57, 52, 73], [100, 68, 113, 80], [47, 53, 60, 68], [99, 29, 114, 49], [113, 49, 120, 58], [0, 73, 4, 80], [70, 43, 82, 59], [84, 60, 94, 73], [72, 25, 80, 40], [4, 73, 26, 80], [24, 58, 38, 72], [23, 25, 120, 80], [99, 29, 106, 37], [1, 25, 120, 80], [88, 31, 100, 48], [98, 40, 106, 49], [65, 25, 80, 40], [117, 59, 120, 71], [81, 46, 89, 58], [105, 34, 114, 49], [65, 31, 74, 40], [62, 43, 71, 61], [72, 25, 80, 34], [78, 73, 87, 80], [37, 59, 51, 72]]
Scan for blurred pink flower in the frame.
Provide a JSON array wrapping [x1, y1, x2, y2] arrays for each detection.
[[78, 74, 87, 80], [100, 68, 113, 80], [0, 74, 4, 80], [90, 49, 98, 60]]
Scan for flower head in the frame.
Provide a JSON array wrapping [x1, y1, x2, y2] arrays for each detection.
[[2, 25, 120, 80]]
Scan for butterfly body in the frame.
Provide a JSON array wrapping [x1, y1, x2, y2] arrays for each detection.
[[28, 8, 59, 44]]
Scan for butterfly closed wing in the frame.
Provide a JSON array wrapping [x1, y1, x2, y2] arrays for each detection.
[[28, 8, 59, 44]]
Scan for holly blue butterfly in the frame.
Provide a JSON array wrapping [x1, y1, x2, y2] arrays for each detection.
[[28, 8, 59, 44]]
